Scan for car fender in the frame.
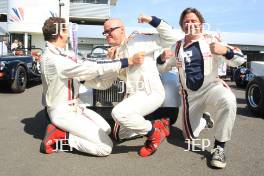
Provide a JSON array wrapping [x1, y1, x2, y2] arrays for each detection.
[[79, 83, 93, 107], [160, 69, 181, 107]]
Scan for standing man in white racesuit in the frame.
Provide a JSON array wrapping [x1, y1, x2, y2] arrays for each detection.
[[157, 8, 246, 168], [0, 38, 8, 55], [40, 17, 145, 156], [104, 15, 178, 157]]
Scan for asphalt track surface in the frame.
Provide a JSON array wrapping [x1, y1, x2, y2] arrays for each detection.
[[0, 80, 263, 176]]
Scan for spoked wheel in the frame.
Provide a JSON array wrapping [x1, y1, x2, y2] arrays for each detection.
[[11, 66, 27, 93], [246, 77, 264, 117]]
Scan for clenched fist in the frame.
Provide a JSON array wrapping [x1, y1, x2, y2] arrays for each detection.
[[161, 49, 175, 62], [175, 60, 183, 68], [210, 42, 228, 55], [138, 14, 152, 24], [128, 52, 145, 65], [107, 46, 117, 59]]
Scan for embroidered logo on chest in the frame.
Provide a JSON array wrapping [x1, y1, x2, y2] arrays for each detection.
[[184, 51, 192, 64]]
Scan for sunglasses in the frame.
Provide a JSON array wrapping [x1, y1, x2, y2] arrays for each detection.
[[102, 26, 121, 36]]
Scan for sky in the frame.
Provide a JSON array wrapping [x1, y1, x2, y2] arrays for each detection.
[[110, 0, 264, 33]]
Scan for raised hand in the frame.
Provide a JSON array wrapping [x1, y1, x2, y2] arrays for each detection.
[[210, 42, 228, 55], [137, 14, 152, 24], [107, 46, 118, 59], [161, 49, 175, 62]]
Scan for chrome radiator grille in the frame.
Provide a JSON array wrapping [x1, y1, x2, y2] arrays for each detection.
[[93, 80, 125, 107]]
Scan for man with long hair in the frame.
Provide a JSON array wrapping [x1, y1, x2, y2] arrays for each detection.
[[157, 8, 245, 168]]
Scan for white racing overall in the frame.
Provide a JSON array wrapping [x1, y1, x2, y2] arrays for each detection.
[[112, 17, 178, 139], [41, 42, 129, 156], [158, 34, 246, 142]]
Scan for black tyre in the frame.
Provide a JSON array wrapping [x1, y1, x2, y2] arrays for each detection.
[[245, 77, 264, 117], [31, 61, 41, 76], [11, 66, 27, 93]]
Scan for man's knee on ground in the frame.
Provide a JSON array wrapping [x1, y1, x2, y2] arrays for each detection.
[[49, 117, 64, 130], [96, 142, 113, 156]]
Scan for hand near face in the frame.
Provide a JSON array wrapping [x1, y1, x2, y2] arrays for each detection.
[[210, 42, 228, 55], [107, 46, 117, 60], [128, 52, 145, 65], [137, 14, 152, 24]]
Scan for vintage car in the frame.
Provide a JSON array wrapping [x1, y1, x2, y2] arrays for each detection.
[[0, 48, 42, 93], [245, 61, 264, 117], [233, 66, 254, 88]]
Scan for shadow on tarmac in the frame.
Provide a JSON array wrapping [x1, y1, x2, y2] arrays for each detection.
[[237, 106, 264, 119], [167, 126, 217, 168], [20, 109, 233, 165], [111, 145, 142, 154], [20, 109, 142, 156], [0, 80, 41, 94], [21, 109, 49, 140], [0, 83, 14, 94], [236, 97, 246, 105]]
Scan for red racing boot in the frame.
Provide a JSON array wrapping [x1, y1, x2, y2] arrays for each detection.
[[40, 124, 66, 154], [152, 118, 170, 137], [139, 128, 165, 157]]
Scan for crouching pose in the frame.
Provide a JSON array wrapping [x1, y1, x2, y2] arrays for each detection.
[[157, 8, 246, 168], [40, 17, 144, 156], [104, 15, 178, 157]]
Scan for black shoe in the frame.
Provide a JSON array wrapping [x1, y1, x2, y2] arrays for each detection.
[[210, 146, 226, 168], [203, 112, 214, 129]]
